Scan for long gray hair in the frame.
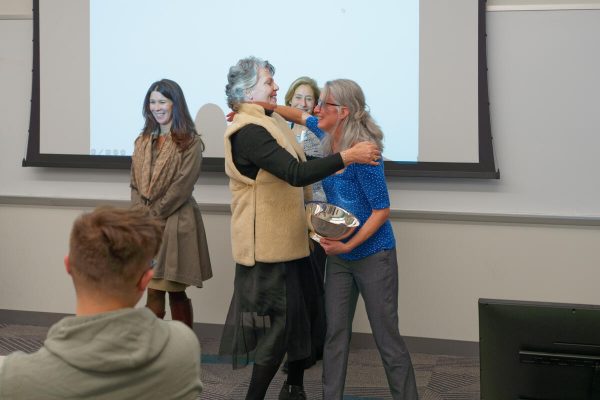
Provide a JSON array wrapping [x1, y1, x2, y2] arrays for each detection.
[[225, 56, 275, 111], [320, 79, 384, 155]]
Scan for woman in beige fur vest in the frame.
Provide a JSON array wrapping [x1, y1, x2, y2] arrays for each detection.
[[218, 57, 380, 400]]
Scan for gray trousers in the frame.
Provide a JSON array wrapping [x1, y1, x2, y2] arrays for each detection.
[[322, 248, 419, 399]]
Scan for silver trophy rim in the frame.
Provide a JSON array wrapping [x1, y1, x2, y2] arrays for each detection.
[[305, 201, 360, 241]]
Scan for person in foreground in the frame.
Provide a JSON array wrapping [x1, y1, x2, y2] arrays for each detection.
[[131, 79, 213, 328], [263, 79, 419, 399], [219, 56, 380, 400], [0, 207, 202, 400]]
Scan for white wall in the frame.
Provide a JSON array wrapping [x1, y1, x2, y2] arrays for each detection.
[[3, 2, 600, 218], [0, 0, 29, 15], [0, 204, 237, 326], [2, 203, 599, 342], [2, 0, 600, 343]]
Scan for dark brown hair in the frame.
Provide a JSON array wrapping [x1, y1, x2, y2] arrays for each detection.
[[141, 79, 205, 151]]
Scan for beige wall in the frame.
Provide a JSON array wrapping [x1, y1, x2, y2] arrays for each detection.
[[488, 0, 600, 10], [2, 0, 600, 344], [0, 0, 30, 17], [2, 203, 600, 342], [0, 204, 237, 327]]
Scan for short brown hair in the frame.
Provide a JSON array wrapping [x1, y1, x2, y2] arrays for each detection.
[[68, 207, 162, 293]]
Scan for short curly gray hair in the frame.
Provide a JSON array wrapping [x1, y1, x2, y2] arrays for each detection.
[[225, 56, 275, 111]]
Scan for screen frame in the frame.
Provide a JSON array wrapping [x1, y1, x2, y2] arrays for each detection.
[[23, 0, 499, 178]]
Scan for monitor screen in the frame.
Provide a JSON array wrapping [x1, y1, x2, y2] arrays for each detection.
[[479, 298, 600, 400]]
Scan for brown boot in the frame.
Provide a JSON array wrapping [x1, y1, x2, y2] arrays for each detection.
[[146, 288, 166, 319], [170, 297, 194, 329]]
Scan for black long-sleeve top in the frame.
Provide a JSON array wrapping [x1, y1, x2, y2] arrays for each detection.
[[230, 124, 344, 186]]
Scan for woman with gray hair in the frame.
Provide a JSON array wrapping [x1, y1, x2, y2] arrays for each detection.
[[219, 58, 380, 400], [317, 79, 418, 400], [259, 79, 419, 399]]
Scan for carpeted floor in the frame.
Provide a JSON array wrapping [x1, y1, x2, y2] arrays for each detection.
[[0, 323, 480, 399]]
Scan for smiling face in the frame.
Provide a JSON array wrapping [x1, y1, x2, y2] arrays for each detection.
[[148, 91, 173, 129], [315, 94, 344, 133], [248, 67, 279, 104], [290, 84, 316, 114]]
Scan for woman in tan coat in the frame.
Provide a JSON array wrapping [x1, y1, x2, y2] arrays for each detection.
[[131, 79, 212, 328]]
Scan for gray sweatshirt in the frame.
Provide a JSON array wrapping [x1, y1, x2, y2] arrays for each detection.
[[0, 307, 202, 399]]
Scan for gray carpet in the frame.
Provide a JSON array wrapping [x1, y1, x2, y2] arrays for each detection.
[[0, 323, 479, 399]]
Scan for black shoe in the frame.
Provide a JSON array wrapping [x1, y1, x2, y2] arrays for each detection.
[[279, 381, 306, 400]]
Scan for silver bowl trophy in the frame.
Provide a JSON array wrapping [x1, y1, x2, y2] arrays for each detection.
[[305, 201, 360, 243]]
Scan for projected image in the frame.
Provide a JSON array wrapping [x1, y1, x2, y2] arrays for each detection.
[[33, 0, 489, 175], [89, 0, 419, 161]]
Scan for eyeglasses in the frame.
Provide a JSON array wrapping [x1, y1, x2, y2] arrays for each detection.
[[317, 99, 342, 108]]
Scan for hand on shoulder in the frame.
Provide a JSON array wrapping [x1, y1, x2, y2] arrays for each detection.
[[341, 141, 381, 166]]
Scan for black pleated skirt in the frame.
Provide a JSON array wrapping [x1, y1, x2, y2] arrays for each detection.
[[219, 256, 325, 369]]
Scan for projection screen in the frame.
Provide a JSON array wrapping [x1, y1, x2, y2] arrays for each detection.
[[24, 0, 498, 178]]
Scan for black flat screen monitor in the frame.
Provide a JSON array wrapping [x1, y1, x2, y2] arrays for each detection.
[[479, 298, 600, 400]]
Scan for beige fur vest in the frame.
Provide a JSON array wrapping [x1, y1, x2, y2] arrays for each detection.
[[224, 104, 310, 266]]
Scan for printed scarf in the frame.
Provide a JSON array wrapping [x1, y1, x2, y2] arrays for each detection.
[[131, 133, 181, 206]]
